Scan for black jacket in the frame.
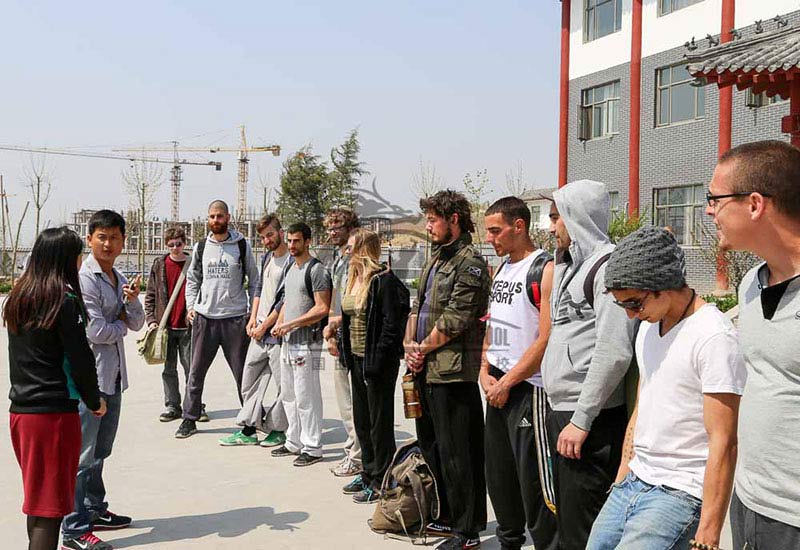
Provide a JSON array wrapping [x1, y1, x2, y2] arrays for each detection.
[[339, 268, 410, 378], [8, 293, 101, 414]]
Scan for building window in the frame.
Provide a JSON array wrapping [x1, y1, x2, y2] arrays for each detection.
[[579, 81, 621, 140], [659, 0, 703, 16], [584, 0, 623, 42], [530, 205, 542, 229], [654, 185, 705, 246], [745, 89, 788, 108], [609, 191, 621, 217], [656, 65, 705, 126]]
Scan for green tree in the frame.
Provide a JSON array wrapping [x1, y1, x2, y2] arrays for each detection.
[[608, 209, 646, 244], [277, 147, 330, 241], [329, 128, 367, 209]]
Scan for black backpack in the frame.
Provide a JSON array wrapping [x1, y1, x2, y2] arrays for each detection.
[[495, 251, 554, 310]]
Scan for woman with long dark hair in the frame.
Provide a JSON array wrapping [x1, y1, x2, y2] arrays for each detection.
[[5, 227, 106, 550], [338, 229, 410, 504]]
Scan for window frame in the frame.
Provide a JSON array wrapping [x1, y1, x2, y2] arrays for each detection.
[[655, 64, 705, 127], [658, 0, 704, 16], [580, 80, 621, 140], [745, 89, 788, 108], [584, 0, 623, 43], [652, 184, 705, 247]]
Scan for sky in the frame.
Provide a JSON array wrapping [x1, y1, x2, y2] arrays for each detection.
[[0, 0, 561, 241]]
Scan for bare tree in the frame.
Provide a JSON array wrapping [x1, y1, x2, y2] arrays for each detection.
[[696, 224, 759, 294], [410, 159, 444, 199], [463, 169, 491, 244], [504, 159, 531, 198], [23, 154, 53, 237], [254, 168, 274, 215], [123, 158, 164, 275], [1, 183, 29, 284]]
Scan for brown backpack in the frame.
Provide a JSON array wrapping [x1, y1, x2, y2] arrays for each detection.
[[370, 440, 440, 544]]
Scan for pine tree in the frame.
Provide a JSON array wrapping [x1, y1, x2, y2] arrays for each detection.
[[329, 128, 367, 209], [277, 146, 330, 241]]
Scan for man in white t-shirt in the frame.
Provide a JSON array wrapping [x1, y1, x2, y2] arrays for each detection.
[[218, 214, 290, 447], [481, 197, 558, 550], [587, 227, 745, 550]]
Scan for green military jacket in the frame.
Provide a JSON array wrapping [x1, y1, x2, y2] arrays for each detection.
[[413, 233, 490, 384]]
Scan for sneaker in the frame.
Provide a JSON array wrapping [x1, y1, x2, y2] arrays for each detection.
[[330, 456, 362, 477], [61, 532, 114, 550], [270, 445, 297, 457], [353, 487, 380, 504], [218, 430, 259, 446], [197, 404, 210, 422], [426, 521, 454, 538], [91, 510, 131, 531], [293, 452, 323, 467], [435, 535, 480, 550], [174, 419, 197, 439], [342, 474, 367, 495], [159, 408, 181, 422], [259, 430, 286, 448]]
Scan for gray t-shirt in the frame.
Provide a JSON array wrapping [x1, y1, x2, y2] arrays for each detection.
[[283, 258, 332, 344], [330, 249, 349, 317]]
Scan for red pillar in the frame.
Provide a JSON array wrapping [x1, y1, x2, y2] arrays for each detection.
[[791, 79, 800, 148], [558, 0, 571, 188], [628, 0, 643, 215], [718, 0, 735, 157]]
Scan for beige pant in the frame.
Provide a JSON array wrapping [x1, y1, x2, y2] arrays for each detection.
[[334, 359, 361, 464]]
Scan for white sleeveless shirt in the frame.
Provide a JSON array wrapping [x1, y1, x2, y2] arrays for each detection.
[[485, 250, 544, 387]]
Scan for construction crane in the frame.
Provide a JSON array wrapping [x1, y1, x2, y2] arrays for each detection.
[[114, 125, 281, 222], [0, 144, 222, 221]]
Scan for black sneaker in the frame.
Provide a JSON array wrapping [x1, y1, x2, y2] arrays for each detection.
[[61, 532, 113, 550], [435, 535, 480, 550], [353, 487, 380, 504], [293, 452, 323, 467], [426, 521, 454, 538], [270, 445, 297, 457], [174, 419, 197, 439], [197, 404, 210, 422], [342, 474, 367, 495], [159, 408, 181, 422], [92, 510, 132, 530]]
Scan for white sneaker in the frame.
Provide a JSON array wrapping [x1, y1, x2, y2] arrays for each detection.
[[330, 456, 362, 477]]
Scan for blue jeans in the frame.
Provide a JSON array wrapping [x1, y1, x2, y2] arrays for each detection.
[[62, 390, 123, 538], [587, 472, 701, 550]]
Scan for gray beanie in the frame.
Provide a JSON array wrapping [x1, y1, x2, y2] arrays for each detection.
[[605, 226, 686, 291]]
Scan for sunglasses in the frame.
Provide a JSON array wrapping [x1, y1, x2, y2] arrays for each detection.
[[612, 292, 650, 312], [166, 241, 184, 248]]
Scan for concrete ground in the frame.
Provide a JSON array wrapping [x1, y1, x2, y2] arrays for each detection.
[[0, 325, 733, 549]]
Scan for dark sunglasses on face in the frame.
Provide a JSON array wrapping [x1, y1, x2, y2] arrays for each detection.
[[167, 241, 184, 248], [613, 292, 650, 312]]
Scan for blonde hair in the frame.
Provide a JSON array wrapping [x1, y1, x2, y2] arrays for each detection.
[[346, 228, 383, 307]]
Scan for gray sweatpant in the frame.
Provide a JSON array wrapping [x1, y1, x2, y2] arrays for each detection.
[[183, 314, 250, 421], [236, 340, 287, 433], [281, 341, 323, 457]]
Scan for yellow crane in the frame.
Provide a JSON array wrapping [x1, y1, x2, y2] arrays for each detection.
[[114, 126, 280, 222]]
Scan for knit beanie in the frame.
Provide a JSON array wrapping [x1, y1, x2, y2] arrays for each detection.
[[604, 226, 686, 291]]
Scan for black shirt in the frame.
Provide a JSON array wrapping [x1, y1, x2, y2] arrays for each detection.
[[8, 294, 101, 414]]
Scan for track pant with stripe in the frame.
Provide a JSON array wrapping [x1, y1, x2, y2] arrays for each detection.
[[485, 366, 558, 550]]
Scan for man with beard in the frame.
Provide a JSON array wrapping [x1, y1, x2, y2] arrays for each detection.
[[175, 200, 260, 439], [270, 222, 332, 467], [218, 214, 290, 447], [321, 208, 363, 478], [405, 190, 490, 550]]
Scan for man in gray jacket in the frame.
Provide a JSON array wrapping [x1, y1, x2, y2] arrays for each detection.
[[175, 200, 260, 439], [541, 180, 636, 550]]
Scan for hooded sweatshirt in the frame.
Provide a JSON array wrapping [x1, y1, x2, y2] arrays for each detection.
[[185, 229, 260, 319], [541, 179, 637, 431]]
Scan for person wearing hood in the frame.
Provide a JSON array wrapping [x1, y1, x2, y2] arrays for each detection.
[[541, 180, 636, 550], [337, 228, 410, 504], [175, 200, 260, 439], [405, 190, 491, 550]]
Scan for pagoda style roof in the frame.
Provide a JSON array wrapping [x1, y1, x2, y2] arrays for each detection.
[[686, 25, 800, 99]]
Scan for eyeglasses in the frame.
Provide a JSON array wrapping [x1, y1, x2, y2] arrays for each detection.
[[327, 225, 347, 233], [705, 191, 771, 207], [166, 241, 184, 248], [613, 292, 650, 312]]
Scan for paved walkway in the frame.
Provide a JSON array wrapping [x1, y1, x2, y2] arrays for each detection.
[[0, 326, 733, 549]]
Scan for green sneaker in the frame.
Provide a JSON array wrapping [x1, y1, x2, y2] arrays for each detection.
[[218, 430, 259, 446], [259, 430, 286, 448]]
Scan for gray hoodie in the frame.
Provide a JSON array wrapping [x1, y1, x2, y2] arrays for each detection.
[[185, 229, 260, 319], [541, 179, 636, 431]]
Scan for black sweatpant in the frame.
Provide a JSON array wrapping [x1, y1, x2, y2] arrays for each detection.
[[731, 491, 800, 550], [485, 368, 557, 550], [182, 314, 250, 420], [415, 374, 486, 538], [546, 404, 626, 550], [350, 356, 399, 490]]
